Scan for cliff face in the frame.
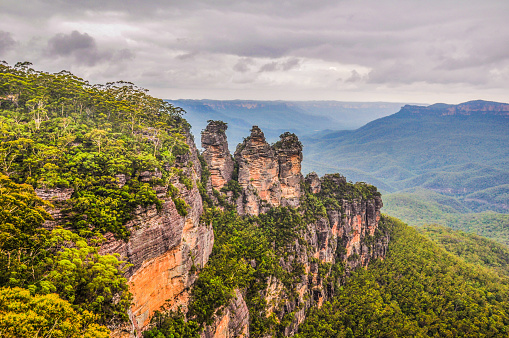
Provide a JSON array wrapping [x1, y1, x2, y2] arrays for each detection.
[[401, 100, 509, 117], [36, 131, 214, 337], [201, 121, 234, 190], [233, 126, 303, 216], [201, 122, 389, 337], [36, 122, 387, 338]]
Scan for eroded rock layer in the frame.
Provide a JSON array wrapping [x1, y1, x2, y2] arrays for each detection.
[[36, 131, 214, 337], [199, 122, 388, 337], [201, 121, 234, 190], [203, 123, 304, 216]]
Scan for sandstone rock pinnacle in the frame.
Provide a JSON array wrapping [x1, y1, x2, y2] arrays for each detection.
[[201, 121, 234, 190]]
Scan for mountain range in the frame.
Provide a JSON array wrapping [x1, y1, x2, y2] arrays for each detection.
[[167, 99, 409, 147]]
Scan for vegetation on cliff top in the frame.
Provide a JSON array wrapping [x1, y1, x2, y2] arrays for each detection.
[[0, 62, 192, 335], [0, 61, 190, 239]]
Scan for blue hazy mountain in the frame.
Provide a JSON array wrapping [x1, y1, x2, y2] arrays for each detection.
[[166, 99, 408, 148], [302, 100, 509, 216]]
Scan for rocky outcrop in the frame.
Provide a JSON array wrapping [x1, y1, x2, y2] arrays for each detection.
[[234, 126, 281, 216], [200, 123, 388, 337], [36, 121, 387, 338], [102, 132, 214, 335], [201, 121, 234, 190], [305, 172, 321, 194], [202, 123, 304, 216], [256, 174, 387, 335], [274, 132, 303, 208], [201, 289, 250, 338]]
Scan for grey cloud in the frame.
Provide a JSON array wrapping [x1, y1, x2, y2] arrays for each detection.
[[233, 58, 254, 73], [346, 70, 363, 83], [258, 58, 301, 72], [116, 49, 135, 61], [46, 31, 133, 66], [0, 31, 16, 55], [47, 31, 107, 66], [2, 0, 509, 101], [48, 30, 95, 56], [281, 58, 300, 71], [259, 61, 278, 72]]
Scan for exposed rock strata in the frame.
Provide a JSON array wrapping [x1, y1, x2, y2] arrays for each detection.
[[103, 132, 214, 334], [201, 289, 250, 338], [202, 123, 304, 216], [274, 132, 303, 207], [201, 121, 234, 190], [201, 123, 388, 337], [36, 131, 214, 337], [36, 122, 388, 338]]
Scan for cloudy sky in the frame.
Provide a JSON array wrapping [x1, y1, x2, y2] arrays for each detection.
[[1, 0, 508, 103]]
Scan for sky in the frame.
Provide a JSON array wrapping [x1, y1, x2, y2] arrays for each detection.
[[1, 0, 508, 104]]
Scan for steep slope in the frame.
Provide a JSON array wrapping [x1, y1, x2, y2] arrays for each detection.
[[0, 64, 389, 338], [296, 216, 509, 337], [0, 63, 214, 335], [145, 122, 389, 338]]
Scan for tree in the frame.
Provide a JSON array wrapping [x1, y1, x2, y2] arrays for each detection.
[[0, 287, 109, 338]]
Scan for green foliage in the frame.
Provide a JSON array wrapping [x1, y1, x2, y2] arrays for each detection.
[[0, 151, 131, 327], [273, 132, 303, 150], [143, 309, 201, 338], [297, 216, 509, 337], [186, 205, 312, 336], [0, 62, 190, 239], [383, 189, 509, 246], [316, 174, 380, 208], [0, 287, 110, 338], [419, 224, 509, 278], [220, 179, 242, 199]]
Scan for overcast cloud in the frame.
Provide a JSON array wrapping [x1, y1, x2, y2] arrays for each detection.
[[1, 0, 508, 103]]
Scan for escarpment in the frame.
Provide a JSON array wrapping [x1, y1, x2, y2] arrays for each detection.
[[101, 132, 214, 333], [200, 121, 389, 337], [35, 130, 215, 337], [35, 120, 388, 338]]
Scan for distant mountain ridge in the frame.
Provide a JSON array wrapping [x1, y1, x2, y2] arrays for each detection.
[[402, 100, 509, 116], [166, 99, 410, 147], [303, 100, 509, 220]]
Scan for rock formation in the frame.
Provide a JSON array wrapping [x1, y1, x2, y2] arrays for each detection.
[[36, 122, 388, 338], [201, 121, 234, 190], [274, 132, 303, 207], [228, 126, 304, 216], [201, 123, 388, 337], [36, 131, 215, 337], [234, 126, 282, 215]]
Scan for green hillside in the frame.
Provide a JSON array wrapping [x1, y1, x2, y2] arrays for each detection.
[[383, 190, 509, 246], [419, 224, 509, 278], [0, 62, 190, 336], [303, 101, 509, 241], [296, 216, 509, 337]]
